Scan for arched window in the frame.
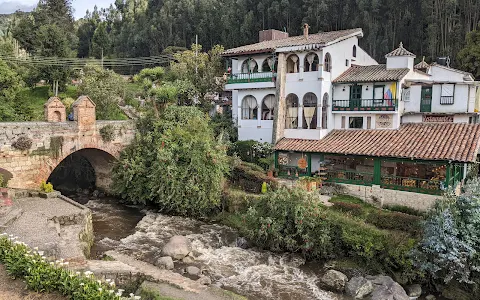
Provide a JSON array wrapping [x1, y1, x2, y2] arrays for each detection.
[[304, 53, 320, 72], [261, 56, 277, 72], [353, 45, 357, 58], [286, 54, 300, 73], [261, 94, 276, 120], [241, 95, 258, 120], [322, 93, 329, 129], [303, 93, 318, 129], [285, 94, 299, 129], [241, 58, 258, 73], [324, 53, 332, 72]]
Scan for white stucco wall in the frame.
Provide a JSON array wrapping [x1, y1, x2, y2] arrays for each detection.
[[333, 113, 399, 130], [429, 65, 467, 82], [236, 89, 276, 143], [404, 84, 471, 114], [402, 114, 470, 124], [386, 56, 414, 70]]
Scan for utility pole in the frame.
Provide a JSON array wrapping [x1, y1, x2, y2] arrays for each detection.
[[101, 48, 104, 68]]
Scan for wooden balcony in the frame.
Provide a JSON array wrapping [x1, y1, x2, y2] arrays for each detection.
[[332, 99, 397, 112], [227, 72, 276, 84]]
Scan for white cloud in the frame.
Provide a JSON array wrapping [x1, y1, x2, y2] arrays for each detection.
[[0, 1, 36, 14]]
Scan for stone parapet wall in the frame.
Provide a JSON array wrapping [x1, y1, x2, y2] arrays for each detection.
[[339, 183, 439, 211], [0, 120, 135, 190]]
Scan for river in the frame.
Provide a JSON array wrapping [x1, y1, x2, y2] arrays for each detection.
[[76, 196, 346, 300]]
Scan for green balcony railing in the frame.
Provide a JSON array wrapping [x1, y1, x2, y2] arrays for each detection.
[[380, 175, 444, 195], [227, 72, 276, 84], [332, 99, 397, 111], [324, 170, 374, 186]]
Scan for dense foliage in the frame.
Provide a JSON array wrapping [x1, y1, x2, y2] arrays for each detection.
[[412, 180, 480, 286], [238, 187, 418, 280], [78, 65, 127, 120], [227, 159, 278, 193], [0, 59, 25, 121], [8, 0, 474, 71], [0, 234, 136, 299], [229, 140, 274, 170], [112, 106, 229, 217]]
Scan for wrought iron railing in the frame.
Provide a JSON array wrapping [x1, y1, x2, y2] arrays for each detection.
[[381, 175, 444, 195], [227, 72, 276, 84], [324, 170, 374, 185], [440, 96, 454, 105], [332, 99, 397, 111]]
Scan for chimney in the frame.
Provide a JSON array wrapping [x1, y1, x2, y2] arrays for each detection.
[[303, 24, 309, 40]]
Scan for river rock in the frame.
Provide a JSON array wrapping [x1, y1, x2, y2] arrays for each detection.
[[186, 266, 200, 276], [235, 237, 249, 249], [425, 295, 436, 300], [346, 276, 373, 299], [156, 256, 174, 270], [405, 284, 422, 298], [197, 275, 211, 285], [162, 235, 191, 259], [366, 275, 409, 300], [321, 270, 348, 292], [182, 255, 194, 264]]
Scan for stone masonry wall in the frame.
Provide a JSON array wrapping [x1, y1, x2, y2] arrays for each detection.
[[0, 120, 135, 190], [339, 183, 439, 211]]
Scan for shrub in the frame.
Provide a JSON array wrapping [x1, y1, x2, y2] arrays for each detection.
[[237, 187, 419, 279], [100, 124, 116, 142], [40, 181, 54, 193], [412, 179, 480, 285], [12, 136, 33, 151], [112, 107, 230, 217], [229, 140, 273, 170], [228, 160, 277, 193], [331, 202, 364, 217], [384, 205, 424, 217], [222, 188, 261, 213], [366, 211, 422, 234], [0, 234, 135, 299]]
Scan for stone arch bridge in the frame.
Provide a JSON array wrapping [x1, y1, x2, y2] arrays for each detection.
[[0, 96, 135, 191]]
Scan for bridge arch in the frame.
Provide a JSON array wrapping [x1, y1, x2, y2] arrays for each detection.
[[47, 148, 117, 193]]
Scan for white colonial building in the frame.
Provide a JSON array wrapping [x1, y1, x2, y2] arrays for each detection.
[[223, 25, 376, 143], [223, 28, 480, 142]]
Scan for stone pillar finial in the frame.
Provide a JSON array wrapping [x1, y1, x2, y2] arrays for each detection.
[[44, 97, 66, 122], [72, 96, 96, 130]]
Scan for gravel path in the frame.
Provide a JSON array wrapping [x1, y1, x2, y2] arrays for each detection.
[[1, 197, 87, 259]]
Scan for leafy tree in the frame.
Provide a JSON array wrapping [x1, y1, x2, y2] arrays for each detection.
[[458, 30, 480, 79], [78, 64, 126, 120], [91, 22, 111, 58], [112, 106, 229, 217], [169, 44, 225, 111], [0, 59, 25, 121]]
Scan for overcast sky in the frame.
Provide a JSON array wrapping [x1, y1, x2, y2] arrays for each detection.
[[0, 0, 114, 19]]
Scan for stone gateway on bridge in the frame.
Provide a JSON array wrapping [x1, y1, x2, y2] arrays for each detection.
[[0, 96, 135, 191]]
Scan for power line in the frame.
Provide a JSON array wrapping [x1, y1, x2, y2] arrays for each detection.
[[0, 54, 175, 68]]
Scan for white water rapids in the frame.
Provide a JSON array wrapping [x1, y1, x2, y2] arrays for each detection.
[[85, 199, 346, 300]]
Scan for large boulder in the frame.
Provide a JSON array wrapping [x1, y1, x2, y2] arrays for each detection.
[[367, 275, 409, 300], [321, 270, 348, 292], [346, 276, 373, 299], [156, 256, 174, 270], [162, 235, 191, 260]]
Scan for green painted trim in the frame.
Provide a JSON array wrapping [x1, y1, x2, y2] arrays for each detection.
[[274, 151, 279, 170], [446, 164, 451, 186], [374, 158, 381, 185], [307, 153, 312, 175]]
